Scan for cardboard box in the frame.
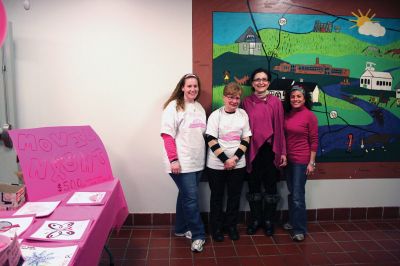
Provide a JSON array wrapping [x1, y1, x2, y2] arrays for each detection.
[[0, 183, 25, 211]]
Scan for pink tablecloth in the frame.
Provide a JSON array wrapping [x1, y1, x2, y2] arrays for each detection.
[[1, 178, 128, 266]]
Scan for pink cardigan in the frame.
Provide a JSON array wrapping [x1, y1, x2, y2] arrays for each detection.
[[242, 94, 287, 172]]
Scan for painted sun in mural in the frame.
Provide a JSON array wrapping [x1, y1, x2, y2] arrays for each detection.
[[350, 9, 376, 28]]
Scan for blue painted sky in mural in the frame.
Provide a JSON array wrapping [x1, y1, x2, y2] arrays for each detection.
[[213, 12, 400, 46]]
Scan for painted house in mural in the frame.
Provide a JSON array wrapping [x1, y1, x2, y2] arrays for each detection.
[[313, 20, 333, 33], [269, 78, 320, 103], [274, 58, 350, 78], [235, 27, 262, 56], [360, 62, 393, 91]]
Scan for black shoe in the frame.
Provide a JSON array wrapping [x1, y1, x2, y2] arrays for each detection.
[[212, 229, 224, 242], [227, 226, 240, 241], [246, 220, 260, 235], [264, 221, 275, 236]]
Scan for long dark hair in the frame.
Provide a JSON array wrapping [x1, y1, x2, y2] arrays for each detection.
[[163, 73, 201, 111], [284, 85, 313, 113]]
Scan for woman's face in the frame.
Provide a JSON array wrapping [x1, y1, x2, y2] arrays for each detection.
[[182, 77, 199, 102], [290, 90, 306, 109], [251, 72, 270, 93], [223, 93, 241, 112]]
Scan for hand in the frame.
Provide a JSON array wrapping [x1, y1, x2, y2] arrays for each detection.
[[306, 163, 315, 176], [279, 155, 287, 167], [224, 157, 237, 170], [170, 161, 181, 175]]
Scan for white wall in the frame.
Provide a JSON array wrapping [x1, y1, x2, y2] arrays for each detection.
[[0, 21, 18, 184], [2, 0, 399, 213]]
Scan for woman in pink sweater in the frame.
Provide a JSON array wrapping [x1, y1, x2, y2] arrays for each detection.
[[283, 85, 318, 242], [242, 68, 287, 236]]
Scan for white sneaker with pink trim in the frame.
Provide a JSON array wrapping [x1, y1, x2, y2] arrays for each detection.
[[174, 231, 192, 239], [191, 239, 205, 252]]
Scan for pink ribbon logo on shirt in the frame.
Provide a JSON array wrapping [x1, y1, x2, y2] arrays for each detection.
[[189, 119, 206, 129], [220, 131, 241, 141]]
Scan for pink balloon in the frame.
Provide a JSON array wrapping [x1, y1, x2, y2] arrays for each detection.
[[0, 0, 7, 47]]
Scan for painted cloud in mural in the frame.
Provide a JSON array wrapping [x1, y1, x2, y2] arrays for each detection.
[[359, 21, 386, 37], [350, 9, 386, 37]]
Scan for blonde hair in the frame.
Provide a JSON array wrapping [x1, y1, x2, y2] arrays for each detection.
[[223, 82, 242, 97], [163, 73, 201, 111]]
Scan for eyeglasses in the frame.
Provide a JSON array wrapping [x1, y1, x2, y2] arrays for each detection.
[[253, 78, 269, 83], [224, 95, 241, 101]]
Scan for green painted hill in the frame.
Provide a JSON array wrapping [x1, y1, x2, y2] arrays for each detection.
[[213, 29, 400, 59]]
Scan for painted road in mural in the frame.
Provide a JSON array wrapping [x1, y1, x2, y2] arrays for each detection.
[[318, 81, 400, 161]]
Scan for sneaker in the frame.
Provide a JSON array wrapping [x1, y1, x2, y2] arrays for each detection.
[[283, 223, 293, 230], [292, 233, 305, 242], [191, 239, 205, 252], [174, 231, 192, 239]]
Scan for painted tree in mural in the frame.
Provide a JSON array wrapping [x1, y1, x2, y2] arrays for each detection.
[[212, 6, 400, 163]]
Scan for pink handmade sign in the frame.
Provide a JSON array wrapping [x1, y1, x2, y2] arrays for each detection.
[[8, 126, 114, 201]]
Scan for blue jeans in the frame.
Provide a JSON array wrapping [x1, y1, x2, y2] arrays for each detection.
[[285, 163, 307, 235], [170, 171, 205, 241]]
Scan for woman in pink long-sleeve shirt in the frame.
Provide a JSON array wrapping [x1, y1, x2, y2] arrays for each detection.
[[160, 73, 206, 252], [283, 85, 318, 242]]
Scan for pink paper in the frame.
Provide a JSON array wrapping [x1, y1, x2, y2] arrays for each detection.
[[0, 235, 21, 266], [8, 126, 114, 201], [66, 192, 109, 206]]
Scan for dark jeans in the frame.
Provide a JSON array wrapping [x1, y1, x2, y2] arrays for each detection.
[[170, 171, 206, 241], [285, 162, 308, 235], [248, 142, 279, 195], [207, 167, 246, 231]]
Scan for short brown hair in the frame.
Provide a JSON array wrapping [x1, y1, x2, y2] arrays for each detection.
[[223, 82, 242, 97]]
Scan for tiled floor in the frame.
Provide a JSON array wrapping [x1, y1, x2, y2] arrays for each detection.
[[100, 219, 400, 266]]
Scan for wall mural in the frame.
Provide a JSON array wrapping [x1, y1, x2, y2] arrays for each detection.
[[193, 0, 400, 178]]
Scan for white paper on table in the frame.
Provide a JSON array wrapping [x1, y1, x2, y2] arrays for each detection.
[[28, 220, 91, 241], [0, 216, 35, 238], [13, 201, 61, 217], [66, 192, 107, 205], [20, 244, 78, 266]]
